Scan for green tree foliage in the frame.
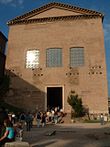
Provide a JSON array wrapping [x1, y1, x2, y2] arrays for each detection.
[[67, 90, 85, 117]]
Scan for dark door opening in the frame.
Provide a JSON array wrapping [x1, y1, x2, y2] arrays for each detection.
[[47, 87, 62, 110]]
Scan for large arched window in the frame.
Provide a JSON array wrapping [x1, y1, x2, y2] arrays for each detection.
[[26, 49, 39, 69], [70, 47, 84, 67], [46, 48, 62, 67]]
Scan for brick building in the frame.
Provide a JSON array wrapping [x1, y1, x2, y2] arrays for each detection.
[[6, 2, 108, 114], [0, 31, 7, 82]]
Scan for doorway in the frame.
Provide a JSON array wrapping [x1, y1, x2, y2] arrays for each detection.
[[47, 87, 62, 110]]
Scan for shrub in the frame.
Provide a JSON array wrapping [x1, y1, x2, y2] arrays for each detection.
[[67, 91, 85, 117]]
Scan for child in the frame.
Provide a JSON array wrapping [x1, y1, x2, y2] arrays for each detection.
[[14, 122, 23, 141]]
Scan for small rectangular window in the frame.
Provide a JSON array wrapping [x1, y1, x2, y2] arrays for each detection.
[[70, 47, 84, 67], [46, 48, 62, 67], [26, 49, 39, 69]]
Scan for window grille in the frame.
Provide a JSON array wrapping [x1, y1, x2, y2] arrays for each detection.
[[70, 47, 84, 67], [46, 48, 62, 67], [26, 50, 39, 69]]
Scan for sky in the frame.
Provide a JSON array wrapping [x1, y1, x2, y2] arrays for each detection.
[[0, 0, 110, 96]]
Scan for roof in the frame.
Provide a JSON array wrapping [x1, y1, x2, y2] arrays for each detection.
[[7, 2, 104, 25]]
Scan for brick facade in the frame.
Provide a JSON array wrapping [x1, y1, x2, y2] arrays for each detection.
[[6, 3, 108, 114]]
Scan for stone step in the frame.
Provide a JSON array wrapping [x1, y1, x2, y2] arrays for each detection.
[[5, 141, 30, 147]]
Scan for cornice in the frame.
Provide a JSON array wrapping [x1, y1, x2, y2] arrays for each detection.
[[8, 14, 102, 26]]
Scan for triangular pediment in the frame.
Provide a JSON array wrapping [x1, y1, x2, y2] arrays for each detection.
[[27, 7, 83, 20], [7, 2, 103, 25]]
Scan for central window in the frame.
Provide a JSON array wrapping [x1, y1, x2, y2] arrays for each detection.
[[46, 48, 62, 67], [70, 47, 84, 67]]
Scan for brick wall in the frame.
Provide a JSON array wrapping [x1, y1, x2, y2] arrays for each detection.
[[6, 10, 108, 113]]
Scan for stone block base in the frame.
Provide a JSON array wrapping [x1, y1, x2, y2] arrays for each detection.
[[5, 141, 29, 147]]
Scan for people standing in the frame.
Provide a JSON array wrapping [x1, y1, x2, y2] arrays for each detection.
[[54, 111, 58, 124], [25, 112, 32, 131], [36, 111, 41, 128], [41, 112, 46, 127], [19, 112, 26, 128], [104, 114, 108, 124], [100, 113, 104, 125], [51, 109, 55, 123]]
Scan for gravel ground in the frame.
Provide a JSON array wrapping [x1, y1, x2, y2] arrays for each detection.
[[23, 123, 110, 147]]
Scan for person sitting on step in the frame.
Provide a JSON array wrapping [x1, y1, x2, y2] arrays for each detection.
[[0, 119, 15, 147]]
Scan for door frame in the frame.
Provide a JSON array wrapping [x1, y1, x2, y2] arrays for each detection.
[[45, 85, 64, 111]]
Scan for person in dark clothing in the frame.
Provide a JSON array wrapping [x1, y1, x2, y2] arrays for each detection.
[[36, 112, 41, 128], [25, 112, 32, 131], [19, 112, 26, 128], [41, 112, 46, 127]]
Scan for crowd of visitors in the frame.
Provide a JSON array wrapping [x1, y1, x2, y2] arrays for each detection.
[[0, 106, 66, 146], [17, 106, 65, 129], [0, 105, 109, 146]]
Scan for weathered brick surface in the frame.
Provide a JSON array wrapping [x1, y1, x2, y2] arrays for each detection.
[[5, 6, 108, 114]]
